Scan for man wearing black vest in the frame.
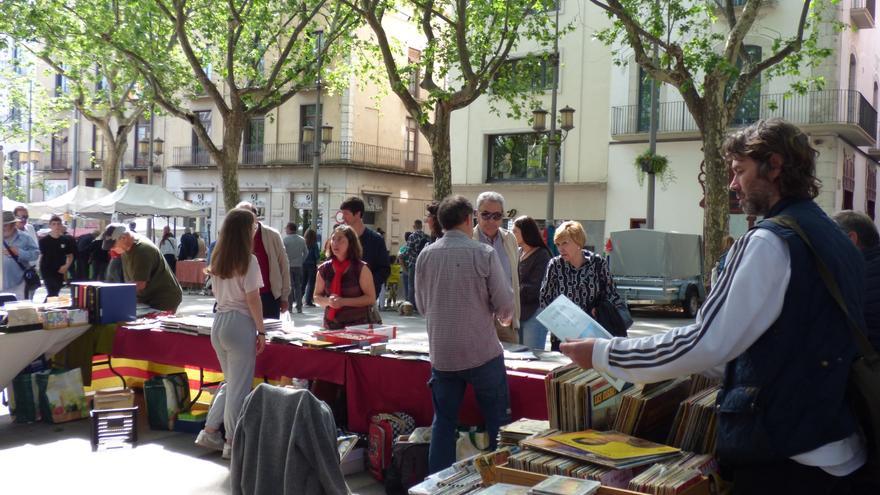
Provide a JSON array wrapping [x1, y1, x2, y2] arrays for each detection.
[[560, 119, 869, 493]]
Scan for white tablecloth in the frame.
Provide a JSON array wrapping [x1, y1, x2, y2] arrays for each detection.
[[0, 325, 91, 389]]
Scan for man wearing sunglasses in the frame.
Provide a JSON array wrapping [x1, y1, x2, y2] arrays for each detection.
[[472, 191, 520, 343]]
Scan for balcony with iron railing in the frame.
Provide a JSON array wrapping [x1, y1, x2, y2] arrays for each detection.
[[33, 151, 97, 172], [851, 0, 876, 29], [172, 141, 433, 175], [611, 89, 878, 146]]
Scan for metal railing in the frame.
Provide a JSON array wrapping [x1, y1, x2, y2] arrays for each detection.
[[33, 151, 96, 171], [174, 141, 433, 174], [611, 89, 878, 141]]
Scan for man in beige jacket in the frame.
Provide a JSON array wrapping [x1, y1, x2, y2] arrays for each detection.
[[473, 191, 520, 343], [236, 202, 290, 318]]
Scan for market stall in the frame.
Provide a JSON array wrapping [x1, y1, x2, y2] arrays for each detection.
[[77, 183, 208, 218], [104, 323, 548, 433], [26, 185, 110, 218]]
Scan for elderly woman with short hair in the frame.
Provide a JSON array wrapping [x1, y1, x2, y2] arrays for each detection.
[[539, 221, 624, 350]]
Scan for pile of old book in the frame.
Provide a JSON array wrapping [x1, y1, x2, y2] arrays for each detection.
[[159, 316, 282, 336], [498, 419, 551, 448]]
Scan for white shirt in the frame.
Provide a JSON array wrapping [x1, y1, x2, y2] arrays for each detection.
[[213, 255, 264, 317], [592, 228, 866, 476]]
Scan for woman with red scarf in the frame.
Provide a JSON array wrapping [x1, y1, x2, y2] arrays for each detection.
[[314, 225, 376, 329]]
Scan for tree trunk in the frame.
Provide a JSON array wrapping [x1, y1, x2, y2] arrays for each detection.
[[102, 139, 128, 192], [426, 107, 452, 200], [702, 119, 731, 280], [218, 116, 245, 211]]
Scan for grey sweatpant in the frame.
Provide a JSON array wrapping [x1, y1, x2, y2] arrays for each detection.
[[206, 310, 257, 442]]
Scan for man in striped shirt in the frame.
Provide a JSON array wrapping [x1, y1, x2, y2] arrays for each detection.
[[561, 120, 870, 493]]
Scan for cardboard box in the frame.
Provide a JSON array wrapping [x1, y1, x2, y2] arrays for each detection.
[[93, 388, 135, 410]]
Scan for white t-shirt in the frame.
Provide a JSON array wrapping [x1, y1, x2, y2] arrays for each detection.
[[213, 254, 264, 317]]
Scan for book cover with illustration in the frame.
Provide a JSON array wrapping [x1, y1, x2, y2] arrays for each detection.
[[549, 430, 680, 460]]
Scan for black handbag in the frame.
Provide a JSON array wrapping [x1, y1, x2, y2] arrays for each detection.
[[592, 255, 633, 337], [767, 216, 880, 467], [4, 240, 41, 293]]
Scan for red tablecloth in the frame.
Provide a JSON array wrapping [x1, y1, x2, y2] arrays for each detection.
[[111, 327, 549, 432], [175, 260, 207, 286], [344, 353, 548, 432], [112, 327, 347, 384]]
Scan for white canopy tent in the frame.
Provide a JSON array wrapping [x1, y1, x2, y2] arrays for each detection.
[[78, 183, 208, 218], [2, 196, 27, 212], [27, 185, 111, 219]]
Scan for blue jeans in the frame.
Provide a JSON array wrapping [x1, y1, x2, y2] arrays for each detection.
[[401, 271, 409, 305], [519, 312, 549, 350], [428, 354, 511, 474]]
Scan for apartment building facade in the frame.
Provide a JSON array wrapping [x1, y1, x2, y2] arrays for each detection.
[[449, 1, 614, 250], [2, 19, 433, 251], [450, 1, 879, 247], [606, 0, 879, 239]]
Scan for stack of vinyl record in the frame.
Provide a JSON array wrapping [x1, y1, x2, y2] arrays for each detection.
[[627, 453, 718, 495], [611, 377, 692, 442], [666, 385, 720, 454], [545, 364, 623, 432]]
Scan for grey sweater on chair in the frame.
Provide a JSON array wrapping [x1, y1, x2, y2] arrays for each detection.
[[231, 383, 350, 495]]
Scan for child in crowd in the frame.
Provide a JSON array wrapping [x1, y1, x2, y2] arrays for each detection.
[[385, 254, 401, 310]]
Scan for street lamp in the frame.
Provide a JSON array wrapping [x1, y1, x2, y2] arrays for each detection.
[[531, 101, 575, 230], [529, 2, 575, 231]]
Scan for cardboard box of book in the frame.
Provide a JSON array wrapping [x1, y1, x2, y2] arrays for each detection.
[[93, 388, 135, 410]]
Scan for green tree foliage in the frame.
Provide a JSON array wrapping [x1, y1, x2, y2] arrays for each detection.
[[0, 3, 161, 191], [589, 0, 839, 275], [85, 0, 360, 210], [0, 46, 69, 147], [344, 0, 562, 199]]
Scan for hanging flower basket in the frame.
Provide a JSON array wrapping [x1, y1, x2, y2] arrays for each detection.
[[634, 150, 675, 188]]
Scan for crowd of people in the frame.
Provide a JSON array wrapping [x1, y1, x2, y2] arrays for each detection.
[[9, 119, 875, 492], [1, 209, 187, 312]]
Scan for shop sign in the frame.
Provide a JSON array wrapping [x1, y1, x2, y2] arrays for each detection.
[[293, 192, 326, 210], [364, 194, 383, 212]]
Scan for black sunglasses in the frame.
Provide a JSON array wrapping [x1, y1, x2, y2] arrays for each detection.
[[479, 211, 503, 221]]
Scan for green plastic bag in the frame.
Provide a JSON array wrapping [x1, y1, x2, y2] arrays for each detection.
[[144, 372, 190, 430], [10, 373, 42, 423]]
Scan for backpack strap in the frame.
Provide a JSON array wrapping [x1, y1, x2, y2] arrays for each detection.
[[765, 215, 879, 362]]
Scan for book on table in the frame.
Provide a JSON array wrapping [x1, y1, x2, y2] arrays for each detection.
[[529, 475, 601, 495], [521, 429, 681, 469]]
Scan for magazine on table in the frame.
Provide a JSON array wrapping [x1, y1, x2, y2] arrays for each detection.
[[536, 295, 627, 391]]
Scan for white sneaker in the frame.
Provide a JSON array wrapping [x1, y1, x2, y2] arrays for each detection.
[[195, 429, 224, 451], [222, 443, 232, 460]]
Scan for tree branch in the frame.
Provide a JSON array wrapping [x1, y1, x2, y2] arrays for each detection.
[[725, 0, 812, 117], [162, 0, 230, 117]]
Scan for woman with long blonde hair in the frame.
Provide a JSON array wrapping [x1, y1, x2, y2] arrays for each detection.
[[195, 208, 265, 459]]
